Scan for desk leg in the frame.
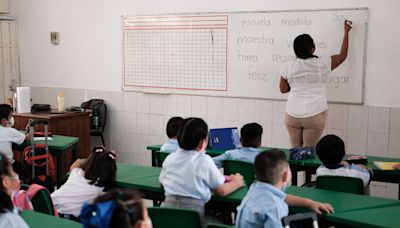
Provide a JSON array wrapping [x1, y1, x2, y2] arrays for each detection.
[[56, 151, 61, 188], [398, 183, 400, 200], [151, 150, 156, 167]]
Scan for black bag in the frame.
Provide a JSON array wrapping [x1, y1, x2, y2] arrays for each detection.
[[289, 147, 316, 160]]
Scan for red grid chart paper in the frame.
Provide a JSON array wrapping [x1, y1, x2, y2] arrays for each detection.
[[123, 15, 228, 91]]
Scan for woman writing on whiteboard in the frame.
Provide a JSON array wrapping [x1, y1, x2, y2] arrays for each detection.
[[279, 20, 352, 148]]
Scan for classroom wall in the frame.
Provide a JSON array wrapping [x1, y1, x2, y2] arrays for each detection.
[[12, 0, 400, 199]]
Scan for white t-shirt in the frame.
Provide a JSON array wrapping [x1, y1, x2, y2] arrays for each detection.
[[281, 56, 332, 118], [0, 211, 29, 228], [159, 148, 225, 203], [51, 168, 104, 217], [0, 126, 25, 163], [316, 164, 371, 187]]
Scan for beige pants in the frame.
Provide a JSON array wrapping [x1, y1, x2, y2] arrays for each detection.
[[285, 111, 327, 147]]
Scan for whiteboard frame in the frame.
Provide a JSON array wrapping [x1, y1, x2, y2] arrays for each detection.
[[121, 7, 368, 104]]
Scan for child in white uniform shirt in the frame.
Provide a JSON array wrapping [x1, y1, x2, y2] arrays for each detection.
[[51, 146, 117, 221], [160, 116, 183, 153], [159, 117, 244, 216], [0, 104, 33, 174], [0, 153, 28, 228], [316, 135, 372, 189]]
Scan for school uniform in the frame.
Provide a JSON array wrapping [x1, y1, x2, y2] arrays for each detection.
[[160, 138, 179, 153], [316, 164, 371, 187], [0, 126, 25, 163], [236, 181, 288, 228], [159, 148, 224, 215], [51, 168, 104, 217], [0, 210, 29, 228], [213, 147, 261, 168]]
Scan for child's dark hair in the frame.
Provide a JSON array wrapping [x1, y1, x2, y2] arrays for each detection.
[[241, 123, 263, 147], [177, 118, 208, 150], [166, 116, 183, 138], [316, 134, 345, 166], [0, 153, 14, 213], [293, 34, 317, 59], [82, 146, 117, 191], [0, 104, 12, 122], [254, 149, 288, 185], [93, 189, 145, 228]]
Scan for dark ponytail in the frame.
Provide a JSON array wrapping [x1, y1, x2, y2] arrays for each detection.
[[0, 153, 13, 213], [177, 118, 208, 150], [293, 34, 317, 59]]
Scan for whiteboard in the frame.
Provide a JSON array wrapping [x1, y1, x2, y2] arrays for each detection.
[[122, 8, 368, 103]]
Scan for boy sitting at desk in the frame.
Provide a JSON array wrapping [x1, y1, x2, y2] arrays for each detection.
[[316, 134, 372, 189], [213, 122, 263, 168], [0, 104, 33, 174], [160, 116, 183, 153], [236, 149, 333, 228]]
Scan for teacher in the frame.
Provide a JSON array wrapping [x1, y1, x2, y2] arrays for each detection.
[[279, 20, 352, 148]]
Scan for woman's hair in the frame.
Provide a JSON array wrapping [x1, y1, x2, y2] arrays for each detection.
[[177, 118, 208, 150], [82, 146, 117, 191], [93, 189, 145, 228], [293, 34, 317, 59], [0, 153, 14, 213]]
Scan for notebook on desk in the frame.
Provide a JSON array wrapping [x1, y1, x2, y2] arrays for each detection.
[[373, 161, 400, 170], [208, 127, 241, 150]]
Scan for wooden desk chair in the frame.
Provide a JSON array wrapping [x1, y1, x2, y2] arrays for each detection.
[[155, 151, 170, 167], [282, 212, 319, 228], [316, 176, 364, 195], [81, 99, 107, 146], [223, 160, 255, 188], [148, 207, 204, 228]]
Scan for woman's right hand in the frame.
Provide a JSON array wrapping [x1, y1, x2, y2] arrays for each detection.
[[344, 20, 352, 33]]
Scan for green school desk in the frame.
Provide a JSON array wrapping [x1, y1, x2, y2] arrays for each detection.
[[20, 210, 82, 228], [147, 145, 400, 199], [14, 134, 79, 187], [116, 164, 400, 220], [328, 205, 400, 228]]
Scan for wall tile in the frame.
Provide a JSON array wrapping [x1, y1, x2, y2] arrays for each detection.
[[327, 104, 348, 130], [123, 112, 136, 134], [347, 105, 368, 130], [390, 107, 400, 134], [175, 95, 191, 117], [260, 123, 272, 147], [149, 94, 164, 115], [368, 106, 390, 133], [272, 100, 286, 125], [325, 129, 347, 144], [346, 129, 367, 155], [191, 96, 207, 119], [222, 98, 238, 121], [222, 120, 240, 129], [163, 95, 178, 116], [271, 125, 291, 148], [206, 97, 223, 120], [109, 91, 124, 112], [123, 92, 137, 113], [238, 98, 256, 123], [206, 118, 223, 129], [136, 93, 150, 114], [388, 134, 400, 158], [149, 114, 164, 136], [136, 113, 150, 135], [367, 132, 389, 157], [255, 99, 273, 124]]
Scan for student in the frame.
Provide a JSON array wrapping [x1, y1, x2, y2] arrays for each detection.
[[51, 145, 117, 221], [236, 150, 333, 228], [0, 104, 33, 174], [159, 117, 244, 216], [213, 123, 263, 168], [80, 188, 152, 228], [160, 116, 183, 153], [0, 153, 28, 228], [280, 20, 352, 148], [316, 134, 372, 188]]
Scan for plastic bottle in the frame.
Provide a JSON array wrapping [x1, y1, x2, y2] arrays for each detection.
[[92, 109, 99, 129], [57, 93, 65, 112], [12, 92, 17, 112]]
